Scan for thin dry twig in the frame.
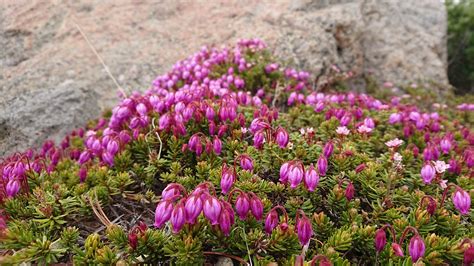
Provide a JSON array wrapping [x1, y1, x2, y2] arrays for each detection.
[[71, 18, 126, 96]]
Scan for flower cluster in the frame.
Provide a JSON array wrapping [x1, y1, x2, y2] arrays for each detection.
[[0, 39, 472, 265], [155, 183, 263, 236]]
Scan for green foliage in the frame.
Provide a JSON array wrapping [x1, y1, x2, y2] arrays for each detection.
[[446, 0, 474, 94]]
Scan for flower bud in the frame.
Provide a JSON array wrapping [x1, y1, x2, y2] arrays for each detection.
[[420, 164, 435, 184], [464, 245, 474, 266], [452, 188, 471, 215], [128, 232, 138, 250], [296, 211, 313, 246], [279, 162, 290, 183], [185, 194, 203, 224], [409, 235, 425, 262], [170, 201, 186, 233], [355, 163, 366, 173], [391, 242, 404, 257], [249, 194, 264, 220], [220, 165, 235, 195], [218, 203, 233, 236], [323, 141, 334, 158], [239, 155, 253, 171], [289, 162, 304, 189], [79, 167, 87, 183], [253, 131, 265, 149], [203, 195, 222, 225], [345, 182, 355, 201], [264, 209, 279, 234], [374, 229, 387, 252], [235, 193, 250, 220], [317, 155, 328, 176], [304, 164, 319, 192], [213, 137, 222, 155], [275, 127, 289, 148], [6, 179, 20, 197], [154, 200, 173, 228]]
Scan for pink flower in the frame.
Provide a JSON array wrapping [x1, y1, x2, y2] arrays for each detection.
[[433, 160, 450, 174], [357, 125, 373, 134], [420, 164, 436, 184], [409, 235, 425, 262], [452, 189, 471, 215], [385, 138, 404, 148], [336, 126, 350, 135]]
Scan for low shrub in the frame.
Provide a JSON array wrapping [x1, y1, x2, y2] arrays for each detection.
[[0, 39, 473, 265]]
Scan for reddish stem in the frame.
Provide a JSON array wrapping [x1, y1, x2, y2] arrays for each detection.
[[309, 254, 331, 266], [227, 188, 245, 203], [398, 226, 419, 245], [270, 205, 289, 223], [440, 183, 460, 207], [380, 224, 397, 242]]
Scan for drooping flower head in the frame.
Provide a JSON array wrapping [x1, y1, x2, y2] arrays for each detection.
[[409, 235, 425, 262], [452, 188, 471, 215], [296, 210, 313, 246]]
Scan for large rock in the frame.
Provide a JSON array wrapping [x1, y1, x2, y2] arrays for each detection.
[[0, 81, 100, 156], [0, 0, 447, 156]]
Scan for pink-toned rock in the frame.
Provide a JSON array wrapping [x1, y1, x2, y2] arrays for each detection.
[[0, 0, 447, 156]]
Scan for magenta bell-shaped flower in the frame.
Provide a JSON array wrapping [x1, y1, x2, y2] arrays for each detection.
[[304, 164, 319, 192], [79, 167, 88, 183], [452, 188, 471, 215], [464, 245, 474, 266], [220, 165, 235, 195], [420, 164, 436, 184], [78, 150, 91, 165], [388, 113, 401, 124], [345, 182, 355, 201], [213, 137, 222, 155], [235, 193, 250, 220], [203, 195, 222, 225], [440, 138, 451, 154], [253, 130, 265, 149], [264, 209, 279, 235], [249, 193, 264, 220], [296, 210, 313, 246], [317, 155, 328, 176], [185, 194, 203, 224], [374, 229, 387, 252], [275, 127, 289, 148], [102, 152, 115, 167], [239, 154, 254, 171], [154, 200, 174, 228], [323, 141, 334, 158], [6, 179, 20, 197], [391, 243, 404, 257], [218, 202, 234, 236], [279, 162, 290, 183], [188, 134, 201, 153], [409, 235, 425, 262], [170, 201, 186, 233], [106, 140, 119, 155], [162, 184, 182, 201], [288, 162, 304, 189]]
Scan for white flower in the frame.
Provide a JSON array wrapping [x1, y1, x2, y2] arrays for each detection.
[[357, 125, 373, 134], [336, 126, 350, 135], [393, 152, 403, 162], [287, 142, 294, 149], [300, 128, 306, 135], [385, 138, 404, 148], [433, 160, 450, 174], [306, 127, 315, 134], [241, 127, 248, 134], [439, 179, 448, 189]]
